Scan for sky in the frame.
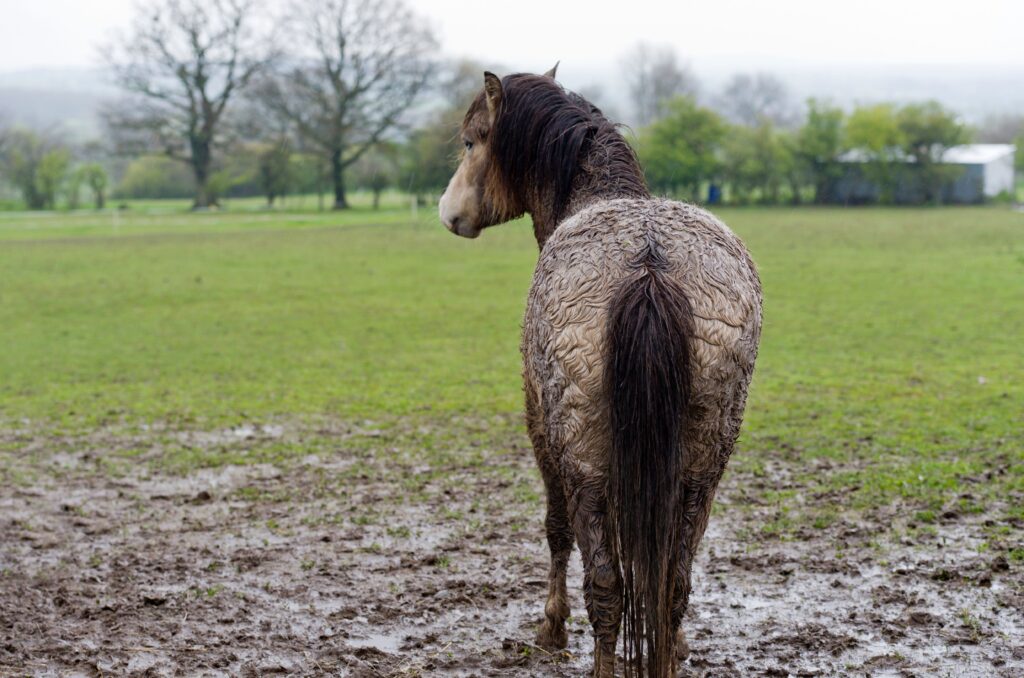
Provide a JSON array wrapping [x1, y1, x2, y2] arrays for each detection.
[[2, 0, 1023, 74], [2, 0, 1023, 123]]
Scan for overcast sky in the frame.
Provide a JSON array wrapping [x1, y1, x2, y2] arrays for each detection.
[[2, 0, 1022, 75]]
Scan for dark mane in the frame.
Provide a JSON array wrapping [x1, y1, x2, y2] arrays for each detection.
[[469, 74, 649, 228]]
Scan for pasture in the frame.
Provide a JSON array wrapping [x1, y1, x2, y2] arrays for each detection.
[[1, 201, 1022, 675]]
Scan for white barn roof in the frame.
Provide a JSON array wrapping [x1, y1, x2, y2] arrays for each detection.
[[941, 144, 1015, 164], [840, 144, 1015, 165]]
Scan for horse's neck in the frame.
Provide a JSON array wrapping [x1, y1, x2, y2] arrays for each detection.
[[530, 193, 596, 249], [530, 163, 647, 250]]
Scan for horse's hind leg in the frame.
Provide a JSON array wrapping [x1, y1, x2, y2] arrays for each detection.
[[673, 388, 750, 664], [527, 392, 574, 649], [671, 478, 718, 662], [672, 455, 732, 662], [566, 470, 621, 677]]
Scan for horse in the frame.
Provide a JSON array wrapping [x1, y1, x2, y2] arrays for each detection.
[[438, 66, 763, 677]]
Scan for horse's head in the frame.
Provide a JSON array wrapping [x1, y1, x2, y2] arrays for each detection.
[[439, 65, 557, 238]]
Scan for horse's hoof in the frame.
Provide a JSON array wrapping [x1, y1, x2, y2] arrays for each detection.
[[536, 620, 568, 650], [676, 627, 691, 660], [591, 644, 616, 678]]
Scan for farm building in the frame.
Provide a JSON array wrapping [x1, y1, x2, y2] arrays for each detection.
[[832, 144, 1016, 204]]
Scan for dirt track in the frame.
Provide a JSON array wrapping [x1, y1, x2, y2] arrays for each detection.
[[1, 419, 1021, 677]]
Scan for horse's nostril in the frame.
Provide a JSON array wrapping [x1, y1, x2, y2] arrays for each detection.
[[450, 215, 461, 230]]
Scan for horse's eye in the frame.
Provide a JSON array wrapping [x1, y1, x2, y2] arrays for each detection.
[[464, 140, 474, 151]]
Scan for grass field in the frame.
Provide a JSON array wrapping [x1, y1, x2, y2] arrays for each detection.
[[1, 200, 1022, 674], [2, 202, 1021, 512]]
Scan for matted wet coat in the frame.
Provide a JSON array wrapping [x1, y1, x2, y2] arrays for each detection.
[[439, 71, 762, 678]]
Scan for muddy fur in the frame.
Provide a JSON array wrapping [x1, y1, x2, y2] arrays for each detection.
[[442, 71, 763, 677]]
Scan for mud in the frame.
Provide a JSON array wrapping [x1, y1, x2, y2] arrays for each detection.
[[1, 419, 1021, 677]]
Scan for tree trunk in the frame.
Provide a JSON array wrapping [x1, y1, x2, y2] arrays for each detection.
[[331, 149, 348, 209], [95, 190, 105, 210], [191, 136, 215, 210], [787, 175, 801, 205], [372, 187, 381, 210], [814, 174, 828, 204]]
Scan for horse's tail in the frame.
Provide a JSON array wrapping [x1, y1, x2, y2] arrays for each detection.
[[605, 241, 694, 677]]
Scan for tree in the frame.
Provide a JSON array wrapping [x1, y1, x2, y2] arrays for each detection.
[[115, 155, 196, 199], [253, 0, 437, 209], [352, 144, 397, 209], [717, 72, 795, 128], [1, 130, 71, 209], [401, 122, 455, 203], [976, 114, 1024, 143], [78, 164, 109, 209], [65, 167, 84, 210], [749, 122, 789, 203], [256, 139, 292, 206], [720, 125, 759, 204], [721, 122, 793, 204], [795, 99, 846, 204], [621, 42, 699, 127], [777, 131, 806, 205], [897, 101, 968, 204], [846, 104, 905, 203], [104, 0, 276, 209], [289, 151, 332, 210], [1016, 132, 1024, 175], [399, 58, 492, 204], [975, 113, 1024, 176], [637, 96, 725, 202]]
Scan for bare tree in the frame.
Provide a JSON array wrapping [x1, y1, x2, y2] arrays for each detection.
[[441, 58, 500, 111], [252, 0, 437, 209], [620, 42, 699, 127], [103, 0, 276, 209], [976, 114, 1024, 143], [716, 72, 796, 128]]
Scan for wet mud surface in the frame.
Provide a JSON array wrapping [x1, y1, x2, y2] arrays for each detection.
[[1, 419, 1021, 676]]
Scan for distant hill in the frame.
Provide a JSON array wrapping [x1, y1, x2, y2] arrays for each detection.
[[1, 62, 1022, 143], [557, 61, 1024, 128], [0, 68, 116, 140]]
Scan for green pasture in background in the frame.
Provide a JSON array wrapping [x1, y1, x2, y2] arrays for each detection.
[[1, 200, 1022, 522]]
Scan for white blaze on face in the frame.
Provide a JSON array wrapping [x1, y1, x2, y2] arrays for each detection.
[[438, 151, 483, 239]]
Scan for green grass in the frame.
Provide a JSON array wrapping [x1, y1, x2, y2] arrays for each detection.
[[1, 201, 1022, 518]]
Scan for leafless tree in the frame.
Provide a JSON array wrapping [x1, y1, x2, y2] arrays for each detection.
[[103, 0, 277, 208], [716, 72, 796, 128], [441, 58, 500, 111], [252, 0, 437, 209], [976, 114, 1024, 143], [575, 84, 623, 123], [620, 42, 699, 127]]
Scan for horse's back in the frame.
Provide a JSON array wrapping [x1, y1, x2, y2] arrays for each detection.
[[522, 197, 762, 471]]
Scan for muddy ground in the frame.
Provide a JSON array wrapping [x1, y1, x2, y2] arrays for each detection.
[[1, 418, 1021, 677]]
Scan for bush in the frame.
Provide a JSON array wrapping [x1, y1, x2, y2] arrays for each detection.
[[1, 130, 71, 209], [114, 155, 194, 199]]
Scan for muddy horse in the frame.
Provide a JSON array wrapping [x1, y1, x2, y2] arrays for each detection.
[[439, 66, 762, 677]]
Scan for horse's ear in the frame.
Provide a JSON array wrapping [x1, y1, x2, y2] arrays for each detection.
[[544, 61, 559, 79], [483, 72, 503, 119]]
